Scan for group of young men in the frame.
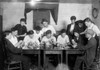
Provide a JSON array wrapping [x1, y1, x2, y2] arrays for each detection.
[[4, 16, 100, 70]]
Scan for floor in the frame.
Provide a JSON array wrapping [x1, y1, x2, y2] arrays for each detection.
[[4, 54, 100, 70]]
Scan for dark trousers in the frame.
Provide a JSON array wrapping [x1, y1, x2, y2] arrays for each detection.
[[74, 55, 85, 70], [11, 55, 31, 70], [0, 58, 4, 70]]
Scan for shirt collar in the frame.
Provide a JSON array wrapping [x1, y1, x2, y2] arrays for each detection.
[[88, 23, 94, 29], [88, 36, 92, 40]]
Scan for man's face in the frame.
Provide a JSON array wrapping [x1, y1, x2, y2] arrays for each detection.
[[71, 19, 75, 23], [29, 34, 34, 38], [20, 21, 25, 26], [43, 21, 48, 27], [7, 33, 12, 39], [12, 31, 17, 36], [61, 33, 66, 38], [47, 33, 51, 38], [85, 21, 91, 27]]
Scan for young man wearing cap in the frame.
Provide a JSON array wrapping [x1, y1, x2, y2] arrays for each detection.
[[74, 29, 97, 70]]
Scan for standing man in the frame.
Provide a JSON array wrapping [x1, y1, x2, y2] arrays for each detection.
[[74, 29, 97, 70], [14, 18, 27, 41], [66, 16, 77, 44], [81, 17, 100, 36]]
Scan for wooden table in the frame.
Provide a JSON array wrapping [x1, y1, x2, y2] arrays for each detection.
[[43, 49, 63, 67], [22, 49, 84, 67], [65, 49, 84, 64], [22, 49, 41, 67]]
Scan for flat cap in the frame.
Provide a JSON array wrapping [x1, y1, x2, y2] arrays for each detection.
[[85, 29, 94, 36]]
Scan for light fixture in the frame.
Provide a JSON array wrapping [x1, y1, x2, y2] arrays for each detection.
[[35, 0, 41, 1], [29, 0, 41, 6], [30, 0, 36, 6]]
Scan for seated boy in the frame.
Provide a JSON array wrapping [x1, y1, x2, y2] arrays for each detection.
[[23, 30, 40, 49], [57, 29, 70, 49], [33, 26, 43, 41], [41, 30, 56, 49]]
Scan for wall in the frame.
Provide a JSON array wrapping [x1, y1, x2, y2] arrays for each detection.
[[0, 2, 3, 42], [50, 3, 92, 31], [92, 0, 100, 29], [1, 0, 92, 3], [2, 0, 92, 31], [2, 2, 25, 31], [26, 11, 33, 31], [0, 4, 3, 39]]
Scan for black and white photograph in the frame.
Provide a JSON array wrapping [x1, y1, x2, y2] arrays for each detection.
[[0, 0, 100, 70]]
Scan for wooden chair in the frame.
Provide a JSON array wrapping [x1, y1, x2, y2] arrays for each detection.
[[4, 39, 22, 70], [5, 61, 22, 70]]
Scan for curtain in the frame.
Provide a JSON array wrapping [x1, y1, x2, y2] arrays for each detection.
[[24, 0, 59, 24]]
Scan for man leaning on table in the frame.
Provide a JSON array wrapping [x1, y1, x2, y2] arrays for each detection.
[[74, 29, 97, 70]]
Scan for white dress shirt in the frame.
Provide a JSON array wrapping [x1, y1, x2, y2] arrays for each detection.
[[87, 23, 100, 36], [41, 36, 56, 46], [9, 35, 18, 47], [33, 30, 43, 40], [70, 23, 75, 32], [24, 35, 40, 46], [57, 35, 69, 45], [42, 25, 56, 35]]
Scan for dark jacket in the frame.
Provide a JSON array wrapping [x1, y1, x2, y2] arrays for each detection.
[[14, 24, 27, 40], [73, 35, 82, 45], [66, 23, 77, 43], [5, 38, 31, 70], [14, 24, 27, 35], [78, 37, 97, 66], [5, 38, 22, 58]]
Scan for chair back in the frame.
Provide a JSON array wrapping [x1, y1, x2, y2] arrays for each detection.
[[4, 39, 12, 61]]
